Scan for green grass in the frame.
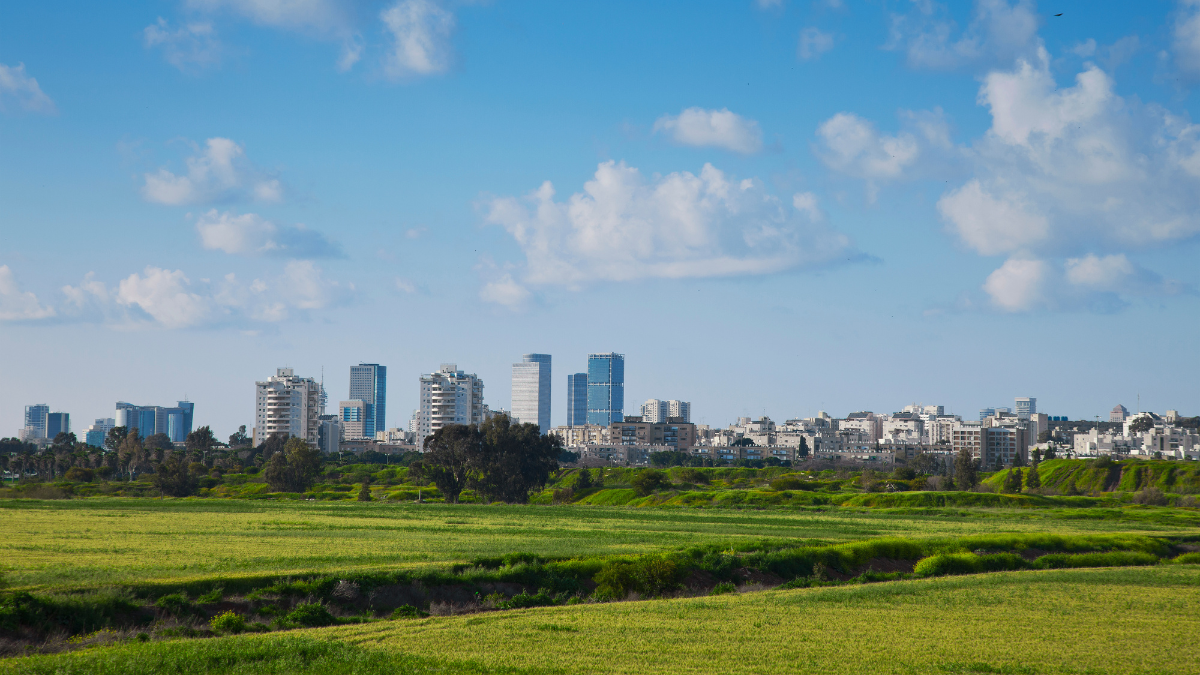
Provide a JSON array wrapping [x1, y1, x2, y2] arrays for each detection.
[[4, 496, 1198, 590], [13, 566, 1195, 674]]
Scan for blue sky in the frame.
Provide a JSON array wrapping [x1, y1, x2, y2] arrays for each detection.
[[2, 0, 1198, 438]]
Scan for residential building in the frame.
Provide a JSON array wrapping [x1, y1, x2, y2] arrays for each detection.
[[340, 400, 367, 440], [952, 421, 985, 461], [317, 415, 342, 454], [115, 400, 195, 442], [511, 353, 551, 432], [586, 352, 624, 425], [414, 364, 485, 446], [1014, 397, 1036, 420], [566, 373, 587, 426], [839, 412, 881, 443], [375, 428, 413, 444], [46, 412, 70, 439], [668, 400, 691, 423], [984, 426, 1027, 467], [253, 368, 324, 446], [609, 416, 695, 448], [349, 363, 387, 440], [881, 412, 923, 445], [640, 399, 668, 423], [84, 418, 116, 448], [1110, 404, 1129, 423], [22, 404, 49, 440], [549, 424, 609, 447]]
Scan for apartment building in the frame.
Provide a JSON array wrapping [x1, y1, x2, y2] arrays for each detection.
[[253, 368, 323, 446], [413, 364, 485, 446]]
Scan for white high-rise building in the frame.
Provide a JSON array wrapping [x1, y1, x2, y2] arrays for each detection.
[[253, 368, 324, 446], [511, 354, 551, 433], [414, 364, 485, 446], [1014, 397, 1036, 420], [339, 400, 367, 440], [641, 399, 668, 423], [668, 400, 691, 423]]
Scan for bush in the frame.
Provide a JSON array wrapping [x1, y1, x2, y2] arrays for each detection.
[[391, 605, 429, 618], [631, 470, 670, 497], [281, 602, 338, 627], [63, 467, 94, 482], [634, 556, 682, 597], [769, 476, 805, 491], [498, 590, 558, 610], [1174, 552, 1200, 565], [1133, 487, 1169, 506], [593, 561, 639, 600], [1032, 552, 1159, 569], [153, 593, 194, 617], [709, 582, 736, 595], [209, 610, 246, 634], [677, 468, 709, 485], [913, 552, 1028, 577]]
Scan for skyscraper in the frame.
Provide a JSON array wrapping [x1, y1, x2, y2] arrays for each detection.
[[1014, 397, 1036, 420], [46, 412, 70, 439], [586, 353, 624, 425], [668, 400, 691, 423], [566, 373, 587, 426], [511, 354, 551, 433], [641, 399, 668, 423], [414, 364, 485, 444], [23, 404, 49, 440], [349, 363, 386, 439], [253, 368, 324, 446], [115, 400, 195, 442]]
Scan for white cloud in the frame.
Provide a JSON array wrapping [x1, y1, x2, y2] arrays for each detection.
[[142, 138, 283, 206], [482, 160, 854, 302], [982, 257, 1048, 311], [938, 180, 1048, 255], [381, 0, 455, 78], [814, 108, 955, 200], [194, 210, 343, 258], [1174, 0, 1200, 79], [479, 274, 531, 308], [982, 254, 1183, 312], [117, 267, 213, 329], [755, 0, 785, 9], [653, 108, 764, 154], [798, 27, 834, 60], [143, 18, 222, 71], [1063, 253, 1135, 291], [0, 266, 56, 321], [0, 63, 56, 114], [185, 0, 350, 35], [885, 0, 1040, 71]]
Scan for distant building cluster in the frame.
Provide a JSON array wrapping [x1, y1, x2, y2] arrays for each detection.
[[18, 399, 192, 449]]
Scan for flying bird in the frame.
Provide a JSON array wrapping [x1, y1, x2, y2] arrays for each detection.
[[1054, 13, 1063, 16]]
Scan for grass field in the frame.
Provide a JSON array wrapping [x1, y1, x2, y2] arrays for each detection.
[[4, 497, 1199, 590], [7, 565, 1200, 674]]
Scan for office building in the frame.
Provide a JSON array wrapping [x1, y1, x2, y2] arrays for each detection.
[[340, 400, 367, 439], [413, 364, 485, 444], [566, 373, 587, 426], [349, 363, 386, 439], [586, 352, 624, 425], [114, 400, 195, 442], [23, 404, 49, 440], [317, 415, 342, 454], [1014, 397, 1036, 420], [1110, 404, 1129, 423], [46, 412, 70, 439], [512, 353, 552, 432], [84, 418, 116, 448], [253, 368, 324, 446]]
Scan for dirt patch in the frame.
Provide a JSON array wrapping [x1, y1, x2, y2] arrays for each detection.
[[681, 569, 718, 591], [732, 567, 783, 587], [852, 557, 916, 575]]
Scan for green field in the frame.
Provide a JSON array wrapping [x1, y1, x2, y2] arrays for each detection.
[[7, 565, 1200, 674], [3, 497, 1198, 590]]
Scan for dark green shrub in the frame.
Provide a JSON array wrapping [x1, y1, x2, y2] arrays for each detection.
[[1133, 487, 1169, 506], [391, 605, 429, 618], [153, 593, 194, 616], [593, 561, 638, 600], [1174, 552, 1200, 565], [697, 552, 737, 580], [196, 587, 223, 604], [209, 610, 246, 633], [498, 590, 558, 610], [678, 468, 709, 485], [282, 602, 338, 627], [709, 582, 736, 595], [631, 470, 670, 496], [634, 556, 683, 597], [769, 476, 805, 491], [913, 552, 1028, 577]]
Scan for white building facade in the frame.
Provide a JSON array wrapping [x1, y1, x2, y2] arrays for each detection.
[[253, 368, 324, 446], [414, 364, 486, 446], [511, 354, 551, 432]]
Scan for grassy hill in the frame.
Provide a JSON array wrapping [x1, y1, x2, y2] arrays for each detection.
[[985, 458, 1200, 495]]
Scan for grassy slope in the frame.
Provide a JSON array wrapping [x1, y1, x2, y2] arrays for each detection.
[[985, 459, 1200, 494], [4, 497, 1198, 591], [10, 566, 1199, 675]]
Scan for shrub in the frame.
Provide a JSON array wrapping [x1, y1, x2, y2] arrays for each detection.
[[769, 476, 805, 491], [63, 467, 94, 482], [631, 470, 670, 496], [634, 556, 683, 597], [358, 481, 372, 502], [678, 468, 709, 485], [1033, 552, 1159, 569], [913, 552, 1028, 577], [1133, 487, 1169, 506], [209, 610, 246, 634], [282, 602, 338, 627], [391, 604, 429, 618], [196, 587, 223, 604], [1173, 552, 1200, 565], [709, 582, 736, 595], [153, 593, 194, 616], [498, 590, 558, 610], [593, 561, 638, 600]]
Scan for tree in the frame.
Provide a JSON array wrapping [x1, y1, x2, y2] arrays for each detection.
[[258, 433, 288, 463], [1025, 466, 1041, 491], [105, 426, 129, 453], [575, 468, 594, 490], [731, 437, 756, 447], [473, 415, 562, 504], [228, 425, 251, 448], [1002, 468, 1023, 494], [1044, 444, 1058, 461], [649, 450, 689, 468], [1129, 416, 1155, 434], [797, 436, 810, 458], [1031, 448, 1042, 465], [357, 480, 372, 501], [263, 437, 322, 492], [954, 448, 978, 490], [144, 433, 173, 452], [153, 454, 198, 497], [118, 433, 144, 480], [631, 469, 670, 497], [420, 424, 481, 504], [186, 426, 217, 454]]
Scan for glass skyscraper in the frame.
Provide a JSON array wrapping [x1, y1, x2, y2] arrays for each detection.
[[586, 353, 624, 425], [349, 363, 386, 439], [566, 373, 587, 426], [24, 404, 49, 439], [46, 412, 70, 439], [512, 354, 551, 433]]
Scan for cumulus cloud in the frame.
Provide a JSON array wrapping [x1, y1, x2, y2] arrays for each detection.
[[885, 0, 1040, 71], [982, 254, 1183, 312], [55, 262, 350, 329], [1174, 0, 1200, 79], [144, 18, 222, 71], [0, 63, 56, 114], [0, 266, 56, 321], [798, 27, 834, 60], [479, 274, 531, 308], [195, 210, 343, 258], [815, 108, 956, 200], [482, 160, 855, 303], [653, 108, 764, 154], [381, 0, 455, 78], [142, 138, 283, 206]]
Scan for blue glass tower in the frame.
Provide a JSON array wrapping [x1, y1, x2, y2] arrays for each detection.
[[586, 353, 624, 425], [349, 364, 387, 438], [566, 373, 587, 426]]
